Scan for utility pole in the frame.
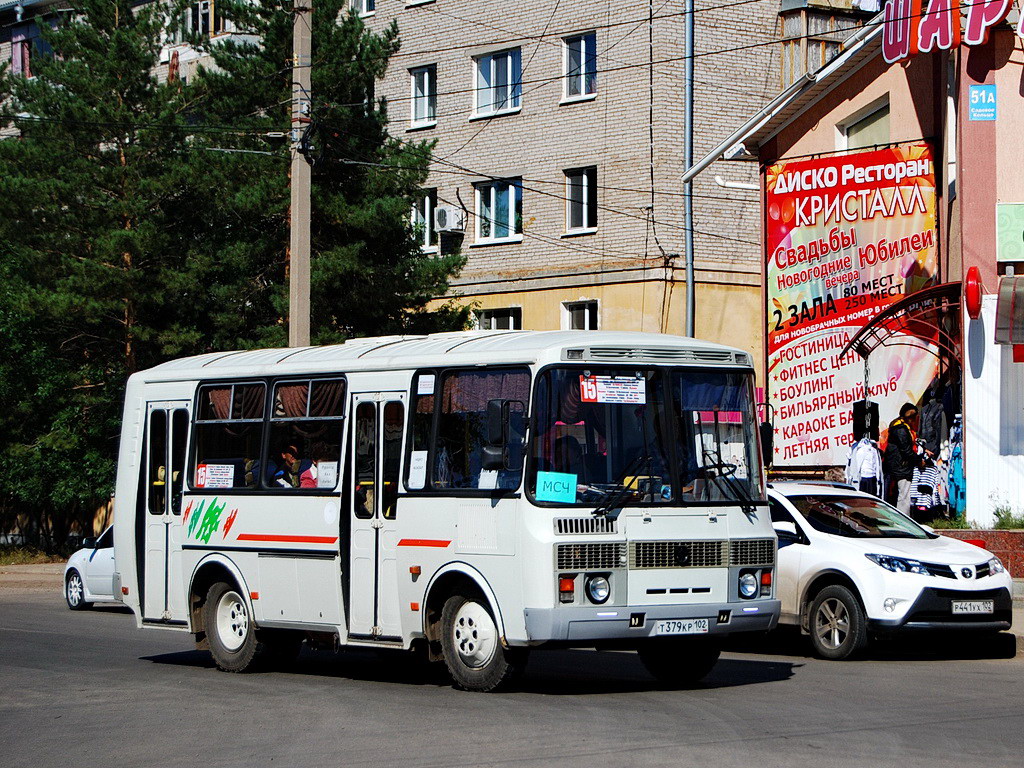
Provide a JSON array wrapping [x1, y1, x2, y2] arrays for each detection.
[[683, 0, 696, 338], [288, 1, 312, 347]]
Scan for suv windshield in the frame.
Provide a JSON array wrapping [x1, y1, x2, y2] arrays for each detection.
[[527, 366, 763, 506], [788, 495, 933, 539]]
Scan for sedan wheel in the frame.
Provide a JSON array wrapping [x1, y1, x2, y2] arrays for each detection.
[[65, 570, 91, 611]]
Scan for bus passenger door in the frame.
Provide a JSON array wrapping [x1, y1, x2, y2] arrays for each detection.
[[348, 392, 407, 641], [142, 402, 190, 622]]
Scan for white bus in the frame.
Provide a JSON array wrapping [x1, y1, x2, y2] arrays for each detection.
[[113, 331, 779, 691]]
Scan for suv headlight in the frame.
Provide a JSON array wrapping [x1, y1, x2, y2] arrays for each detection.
[[865, 553, 927, 574], [988, 557, 1006, 575]]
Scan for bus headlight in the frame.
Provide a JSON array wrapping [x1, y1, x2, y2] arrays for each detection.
[[739, 572, 758, 599], [585, 575, 610, 604]]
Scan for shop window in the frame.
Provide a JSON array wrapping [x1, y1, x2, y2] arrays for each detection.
[[432, 368, 530, 490], [563, 300, 598, 330], [565, 167, 598, 233], [410, 65, 437, 127], [475, 179, 523, 242], [476, 307, 522, 330], [843, 103, 890, 150], [266, 379, 346, 490], [192, 383, 266, 489], [563, 33, 597, 101], [474, 48, 522, 116]]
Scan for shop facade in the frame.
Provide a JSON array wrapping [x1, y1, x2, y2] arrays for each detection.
[[688, 6, 1024, 525]]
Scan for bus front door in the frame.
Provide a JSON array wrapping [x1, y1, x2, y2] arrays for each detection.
[[348, 393, 406, 641], [141, 403, 190, 622]]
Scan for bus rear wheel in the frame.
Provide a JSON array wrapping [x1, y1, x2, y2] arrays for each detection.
[[440, 594, 526, 692], [637, 638, 721, 687], [204, 581, 263, 672]]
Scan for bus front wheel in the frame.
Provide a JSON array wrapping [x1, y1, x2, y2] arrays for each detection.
[[204, 581, 262, 672], [440, 594, 526, 692], [637, 638, 720, 687]]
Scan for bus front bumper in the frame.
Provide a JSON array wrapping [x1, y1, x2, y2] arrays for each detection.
[[522, 600, 780, 643]]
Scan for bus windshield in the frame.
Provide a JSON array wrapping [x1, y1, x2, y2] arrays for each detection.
[[527, 366, 763, 507]]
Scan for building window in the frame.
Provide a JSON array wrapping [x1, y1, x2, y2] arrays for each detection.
[[565, 167, 597, 233], [778, 9, 862, 87], [412, 189, 438, 251], [410, 65, 437, 127], [563, 33, 597, 100], [563, 301, 599, 330], [475, 179, 523, 242], [843, 103, 890, 150], [186, 1, 228, 38], [11, 22, 54, 79], [352, 0, 376, 15], [476, 308, 523, 330], [474, 49, 522, 116]]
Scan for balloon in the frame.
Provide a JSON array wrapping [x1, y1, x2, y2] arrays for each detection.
[[887, 355, 904, 381]]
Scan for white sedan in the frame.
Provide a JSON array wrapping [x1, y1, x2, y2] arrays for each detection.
[[768, 483, 1013, 659], [64, 526, 119, 610]]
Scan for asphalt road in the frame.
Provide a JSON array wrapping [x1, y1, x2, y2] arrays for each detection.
[[1, 591, 1022, 768]]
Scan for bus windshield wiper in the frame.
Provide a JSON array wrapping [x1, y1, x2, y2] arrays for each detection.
[[701, 447, 757, 516], [592, 454, 649, 517]]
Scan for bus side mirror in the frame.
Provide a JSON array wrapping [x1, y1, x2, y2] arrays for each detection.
[[483, 399, 509, 471], [759, 421, 774, 468]]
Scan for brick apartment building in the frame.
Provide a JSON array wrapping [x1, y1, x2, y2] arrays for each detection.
[[360, 0, 783, 372]]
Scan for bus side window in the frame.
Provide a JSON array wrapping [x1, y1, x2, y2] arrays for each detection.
[[267, 378, 345, 490], [434, 368, 530, 490], [353, 402, 376, 519], [170, 409, 188, 514], [148, 410, 167, 515], [382, 401, 404, 519], [192, 383, 266, 490]]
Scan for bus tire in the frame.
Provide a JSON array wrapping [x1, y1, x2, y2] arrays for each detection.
[[637, 638, 720, 687], [204, 581, 263, 673], [440, 594, 526, 692]]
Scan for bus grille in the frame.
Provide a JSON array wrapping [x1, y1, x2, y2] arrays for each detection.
[[556, 543, 627, 570], [554, 517, 618, 535], [729, 538, 776, 567], [630, 540, 728, 569]]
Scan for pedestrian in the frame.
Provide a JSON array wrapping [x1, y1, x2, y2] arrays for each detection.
[[883, 402, 923, 514]]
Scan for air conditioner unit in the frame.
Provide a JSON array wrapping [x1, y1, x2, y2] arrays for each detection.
[[434, 205, 466, 233]]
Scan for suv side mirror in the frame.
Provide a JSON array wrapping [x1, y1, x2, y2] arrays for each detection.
[[82, 537, 97, 549], [772, 521, 803, 546]]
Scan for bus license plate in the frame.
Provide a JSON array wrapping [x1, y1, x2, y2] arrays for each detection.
[[951, 600, 993, 614], [655, 618, 709, 635]]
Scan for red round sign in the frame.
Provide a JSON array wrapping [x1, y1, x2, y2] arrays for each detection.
[[965, 266, 982, 320]]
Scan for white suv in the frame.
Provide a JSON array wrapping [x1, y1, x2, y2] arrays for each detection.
[[768, 483, 1013, 659]]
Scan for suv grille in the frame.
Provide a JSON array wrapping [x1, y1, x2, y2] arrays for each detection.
[[924, 562, 956, 579], [975, 561, 990, 579], [730, 539, 776, 567], [556, 542, 627, 570], [630, 540, 728, 569]]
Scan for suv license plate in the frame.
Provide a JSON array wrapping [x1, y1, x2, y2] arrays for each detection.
[[951, 600, 994, 614], [655, 618, 709, 635]]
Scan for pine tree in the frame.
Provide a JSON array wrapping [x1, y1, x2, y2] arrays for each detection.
[[0, 1, 467, 545]]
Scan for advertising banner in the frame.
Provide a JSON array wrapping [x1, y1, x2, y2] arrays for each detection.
[[765, 142, 939, 466]]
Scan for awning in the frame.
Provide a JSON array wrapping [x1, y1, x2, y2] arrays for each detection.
[[995, 276, 1024, 344], [839, 282, 962, 361]]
